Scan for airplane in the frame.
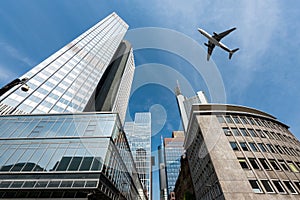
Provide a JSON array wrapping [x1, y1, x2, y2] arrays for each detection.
[[198, 27, 239, 61]]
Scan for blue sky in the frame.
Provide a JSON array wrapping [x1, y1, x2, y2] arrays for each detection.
[[1, 1, 300, 199]]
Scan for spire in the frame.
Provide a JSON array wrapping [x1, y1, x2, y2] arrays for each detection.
[[174, 80, 181, 96]]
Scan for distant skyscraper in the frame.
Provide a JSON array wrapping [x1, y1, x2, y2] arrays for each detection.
[[163, 131, 185, 198], [175, 83, 207, 132], [124, 113, 152, 200], [0, 12, 134, 124], [158, 137, 168, 200]]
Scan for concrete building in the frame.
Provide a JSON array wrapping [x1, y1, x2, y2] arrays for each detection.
[[174, 155, 195, 200], [124, 113, 152, 199], [184, 103, 300, 199], [0, 12, 134, 125], [0, 113, 146, 199]]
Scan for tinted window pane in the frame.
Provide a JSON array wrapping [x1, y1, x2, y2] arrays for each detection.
[[56, 157, 72, 171], [85, 181, 97, 188], [48, 181, 60, 188], [67, 157, 82, 171], [91, 157, 102, 171], [60, 181, 73, 188], [79, 157, 93, 171], [72, 181, 85, 188], [23, 181, 36, 188]]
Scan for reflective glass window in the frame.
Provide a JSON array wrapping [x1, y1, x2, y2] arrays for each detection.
[[79, 157, 93, 171], [67, 157, 82, 171]]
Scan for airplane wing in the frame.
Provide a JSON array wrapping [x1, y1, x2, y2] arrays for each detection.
[[206, 41, 215, 61], [212, 27, 236, 42]]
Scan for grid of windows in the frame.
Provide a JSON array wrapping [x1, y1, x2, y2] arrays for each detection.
[[0, 113, 145, 200], [0, 13, 129, 116], [218, 114, 300, 196]]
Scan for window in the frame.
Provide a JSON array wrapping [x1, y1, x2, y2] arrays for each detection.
[[249, 180, 263, 193], [272, 180, 286, 193], [232, 116, 241, 124], [223, 128, 231, 136], [294, 182, 300, 191], [239, 142, 249, 151], [269, 160, 280, 170], [230, 142, 239, 151], [239, 128, 249, 136], [259, 159, 271, 170], [231, 128, 241, 136], [249, 158, 260, 169], [238, 158, 249, 169], [249, 142, 259, 152], [240, 117, 250, 124], [225, 116, 233, 123], [278, 160, 289, 171], [261, 180, 275, 193], [275, 145, 283, 154], [287, 161, 299, 173], [217, 116, 225, 123], [283, 181, 298, 194], [266, 144, 276, 153], [257, 143, 267, 152], [248, 129, 258, 137]]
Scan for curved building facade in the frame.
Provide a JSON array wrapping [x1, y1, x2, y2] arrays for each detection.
[[184, 104, 300, 199]]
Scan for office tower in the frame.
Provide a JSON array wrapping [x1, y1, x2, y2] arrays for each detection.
[[0, 12, 134, 125], [124, 113, 152, 199], [175, 83, 207, 132], [158, 138, 168, 200], [184, 102, 300, 199], [0, 13, 147, 199], [0, 112, 147, 199], [163, 131, 185, 199]]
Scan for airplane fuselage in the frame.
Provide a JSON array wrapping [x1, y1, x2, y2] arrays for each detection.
[[198, 28, 231, 52]]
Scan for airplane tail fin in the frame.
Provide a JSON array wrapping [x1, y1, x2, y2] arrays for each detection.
[[229, 48, 239, 59]]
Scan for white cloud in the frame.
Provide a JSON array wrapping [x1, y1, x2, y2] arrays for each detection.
[[0, 42, 35, 67]]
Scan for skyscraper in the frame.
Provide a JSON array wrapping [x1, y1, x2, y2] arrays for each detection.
[[175, 83, 207, 132], [158, 138, 168, 200], [163, 131, 185, 199], [0, 12, 147, 199], [0, 12, 134, 124], [183, 101, 300, 199], [124, 113, 152, 200]]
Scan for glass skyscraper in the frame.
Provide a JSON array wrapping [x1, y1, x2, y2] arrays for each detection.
[[163, 131, 185, 198], [0, 12, 134, 125], [124, 113, 152, 200], [0, 12, 147, 199]]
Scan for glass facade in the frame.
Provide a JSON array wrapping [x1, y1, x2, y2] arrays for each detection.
[[0, 12, 132, 123], [0, 113, 145, 199], [163, 131, 184, 196], [124, 113, 152, 199]]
